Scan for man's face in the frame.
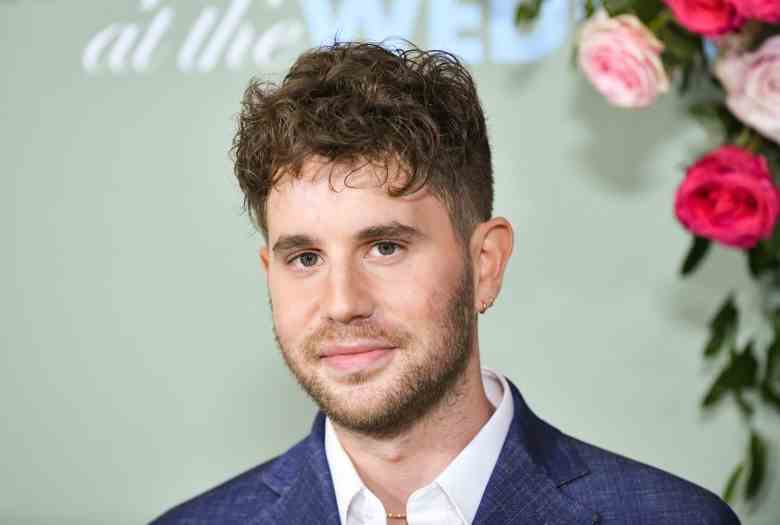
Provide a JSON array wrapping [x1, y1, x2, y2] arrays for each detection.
[[261, 160, 476, 436]]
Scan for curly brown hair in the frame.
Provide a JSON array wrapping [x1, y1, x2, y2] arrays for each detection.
[[231, 41, 493, 244]]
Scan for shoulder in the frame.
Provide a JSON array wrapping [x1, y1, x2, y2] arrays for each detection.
[[560, 433, 740, 524], [149, 439, 308, 525], [149, 457, 281, 525]]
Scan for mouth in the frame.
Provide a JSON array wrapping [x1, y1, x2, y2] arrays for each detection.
[[319, 342, 398, 373]]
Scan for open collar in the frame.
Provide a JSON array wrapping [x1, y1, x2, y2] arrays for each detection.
[[323, 368, 514, 524], [256, 379, 598, 525]]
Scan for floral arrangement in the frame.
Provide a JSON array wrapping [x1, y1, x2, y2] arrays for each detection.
[[518, 0, 780, 511]]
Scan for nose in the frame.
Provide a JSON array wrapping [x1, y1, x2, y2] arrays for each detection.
[[321, 262, 374, 324]]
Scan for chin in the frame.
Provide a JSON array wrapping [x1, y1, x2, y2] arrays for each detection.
[[321, 371, 396, 407], [312, 374, 409, 430]]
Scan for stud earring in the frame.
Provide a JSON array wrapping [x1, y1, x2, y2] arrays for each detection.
[[479, 296, 494, 314]]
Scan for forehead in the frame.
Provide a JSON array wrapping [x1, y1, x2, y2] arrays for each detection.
[[265, 159, 450, 241]]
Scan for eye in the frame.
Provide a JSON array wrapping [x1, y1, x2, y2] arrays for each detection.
[[290, 252, 320, 268], [370, 241, 402, 257]]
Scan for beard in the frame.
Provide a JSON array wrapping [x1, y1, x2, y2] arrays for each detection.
[[271, 257, 476, 438]]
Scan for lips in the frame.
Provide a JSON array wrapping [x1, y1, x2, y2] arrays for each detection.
[[319, 341, 396, 357], [319, 342, 397, 373]]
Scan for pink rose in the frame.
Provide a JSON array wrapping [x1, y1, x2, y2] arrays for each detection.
[[663, 0, 744, 37], [731, 0, 780, 22], [674, 146, 780, 249], [715, 36, 780, 145], [577, 10, 670, 108]]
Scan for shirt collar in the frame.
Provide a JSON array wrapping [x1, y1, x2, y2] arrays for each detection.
[[325, 417, 363, 525], [435, 367, 514, 523], [324, 367, 515, 524]]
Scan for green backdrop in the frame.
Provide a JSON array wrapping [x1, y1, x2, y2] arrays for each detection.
[[2, 1, 778, 523]]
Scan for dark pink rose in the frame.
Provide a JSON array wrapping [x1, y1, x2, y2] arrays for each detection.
[[674, 146, 780, 248], [663, 0, 744, 37], [731, 0, 780, 21]]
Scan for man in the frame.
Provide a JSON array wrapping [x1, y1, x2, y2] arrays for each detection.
[[153, 41, 740, 524]]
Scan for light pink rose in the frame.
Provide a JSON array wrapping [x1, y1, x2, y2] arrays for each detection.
[[577, 9, 670, 108], [731, 0, 780, 22], [674, 146, 780, 249], [715, 35, 780, 145]]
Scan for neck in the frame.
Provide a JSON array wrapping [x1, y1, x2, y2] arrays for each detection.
[[330, 348, 494, 515]]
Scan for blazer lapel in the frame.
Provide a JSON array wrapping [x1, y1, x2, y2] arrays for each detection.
[[251, 413, 341, 525], [474, 381, 599, 525]]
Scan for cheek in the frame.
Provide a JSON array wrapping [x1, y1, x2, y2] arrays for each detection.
[[382, 256, 462, 322], [269, 277, 317, 345]]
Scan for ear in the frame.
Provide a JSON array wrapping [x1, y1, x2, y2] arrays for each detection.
[[469, 217, 514, 312], [260, 246, 270, 273]]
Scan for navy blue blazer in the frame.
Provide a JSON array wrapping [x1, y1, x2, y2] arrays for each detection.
[[152, 380, 740, 524]]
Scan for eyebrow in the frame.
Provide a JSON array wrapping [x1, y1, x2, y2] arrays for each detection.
[[271, 221, 425, 255]]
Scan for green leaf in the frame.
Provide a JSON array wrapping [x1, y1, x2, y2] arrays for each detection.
[[515, 0, 545, 24], [745, 431, 767, 500], [761, 334, 780, 413], [722, 463, 743, 504], [634, 0, 665, 24], [764, 337, 779, 384], [723, 115, 750, 143], [735, 390, 754, 417], [702, 340, 758, 409], [689, 101, 721, 122], [659, 24, 701, 64], [703, 294, 738, 359], [760, 383, 780, 414], [688, 101, 730, 138], [763, 145, 780, 188], [678, 62, 693, 95], [746, 241, 780, 278], [602, 0, 633, 16], [681, 235, 711, 276], [600, 0, 663, 20], [584, 0, 595, 17], [688, 100, 745, 141], [747, 248, 760, 277], [763, 218, 780, 256]]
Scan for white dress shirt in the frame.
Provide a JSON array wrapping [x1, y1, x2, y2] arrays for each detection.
[[324, 368, 515, 525]]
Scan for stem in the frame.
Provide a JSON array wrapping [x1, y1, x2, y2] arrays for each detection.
[[649, 8, 674, 34], [772, 307, 780, 335], [735, 127, 753, 149], [747, 132, 763, 153]]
